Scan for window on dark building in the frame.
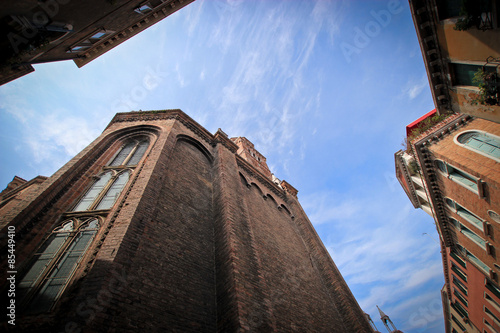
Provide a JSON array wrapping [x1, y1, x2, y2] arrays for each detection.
[[450, 63, 496, 86], [436, 0, 462, 19], [18, 218, 100, 313]]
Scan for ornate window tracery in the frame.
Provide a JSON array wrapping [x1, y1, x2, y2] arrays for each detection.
[[18, 218, 100, 313]]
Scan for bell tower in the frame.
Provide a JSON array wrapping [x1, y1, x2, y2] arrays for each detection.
[[377, 306, 404, 333]]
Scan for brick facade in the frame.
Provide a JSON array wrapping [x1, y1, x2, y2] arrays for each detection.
[[396, 113, 500, 332], [0, 109, 371, 332]]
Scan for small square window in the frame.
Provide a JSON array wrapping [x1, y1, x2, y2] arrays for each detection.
[[135, 4, 153, 14], [67, 45, 91, 53], [91, 32, 107, 39]]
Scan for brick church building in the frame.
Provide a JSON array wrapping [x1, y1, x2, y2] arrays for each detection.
[[0, 109, 371, 332]]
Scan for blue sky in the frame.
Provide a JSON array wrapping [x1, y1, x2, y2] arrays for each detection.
[[0, 0, 445, 331]]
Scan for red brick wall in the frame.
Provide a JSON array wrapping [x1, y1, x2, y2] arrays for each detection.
[[430, 118, 500, 277]]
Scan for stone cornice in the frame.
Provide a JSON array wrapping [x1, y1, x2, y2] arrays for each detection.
[[0, 176, 48, 203], [412, 115, 473, 247], [280, 180, 298, 198], [108, 109, 242, 155], [74, 0, 195, 67], [108, 109, 212, 142], [409, 0, 451, 112], [441, 244, 452, 302], [413, 114, 471, 149], [236, 155, 286, 201], [394, 151, 420, 209], [214, 129, 238, 154]]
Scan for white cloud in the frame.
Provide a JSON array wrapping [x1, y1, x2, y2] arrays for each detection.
[[300, 178, 444, 331], [307, 197, 360, 225], [403, 262, 443, 289], [175, 63, 187, 87], [185, 0, 205, 36], [2, 93, 99, 166], [404, 75, 428, 100]]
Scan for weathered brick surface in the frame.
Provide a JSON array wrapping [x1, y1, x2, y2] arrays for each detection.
[[0, 110, 370, 332], [429, 118, 500, 276]]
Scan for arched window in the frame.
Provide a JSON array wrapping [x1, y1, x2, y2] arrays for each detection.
[[18, 218, 100, 313], [488, 210, 500, 223], [448, 217, 460, 228], [95, 171, 130, 210], [72, 172, 112, 211], [109, 138, 149, 166], [455, 131, 500, 162], [72, 171, 130, 211]]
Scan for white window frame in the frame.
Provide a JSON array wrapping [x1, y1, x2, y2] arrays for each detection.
[[435, 159, 483, 196], [454, 130, 500, 163]]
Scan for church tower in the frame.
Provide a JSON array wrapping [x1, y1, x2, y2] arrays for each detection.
[[377, 306, 403, 333], [0, 109, 372, 332]]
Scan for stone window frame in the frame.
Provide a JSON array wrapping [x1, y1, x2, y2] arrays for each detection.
[[445, 198, 485, 232], [17, 131, 154, 315], [66, 28, 116, 54], [485, 292, 500, 314], [485, 306, 500, 328], [435, 159, 485, 197], [457, 244, 491, 275], [454, 130, 500, 163], [453, 287, 468, 307], [448, 61, 497, 88], [71, 169, 131, 212], [17, 217, 102, 313], [107, 137, 150, 167], [488, 210, 500, 224], [452, 274, 468, 295], [70, 136, 150, 212]]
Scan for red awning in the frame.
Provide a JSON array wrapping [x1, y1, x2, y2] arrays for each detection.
[[406, 109, 436, 137]]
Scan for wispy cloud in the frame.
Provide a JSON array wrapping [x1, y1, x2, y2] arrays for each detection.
[[300, 174, 443, 332], [203, 1, 345, 178], [1, 83, 98, 167], [404, 75, 429, 100], [0, 1, 444, 332]]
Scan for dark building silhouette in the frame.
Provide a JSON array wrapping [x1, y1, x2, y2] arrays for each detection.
[[0, 0, 195, 85], [0, 109, 372, 332], [408, 0, 500, 123]]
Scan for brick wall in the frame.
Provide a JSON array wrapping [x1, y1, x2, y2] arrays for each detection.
[[0, 110, 370, 332]]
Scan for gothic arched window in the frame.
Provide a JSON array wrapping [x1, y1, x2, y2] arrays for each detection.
[[72, 170, 131, 211], [95, 171, 130, 210], [18, 218, 100, 313], [455, 131, 500, 162], [109, 138, 149, 166]]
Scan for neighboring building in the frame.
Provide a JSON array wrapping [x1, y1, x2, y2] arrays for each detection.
[[395, 110, 500, 332], [0, 109, 372, 332], [408, 0, 500, 123], [0, 0, 195, 85]]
